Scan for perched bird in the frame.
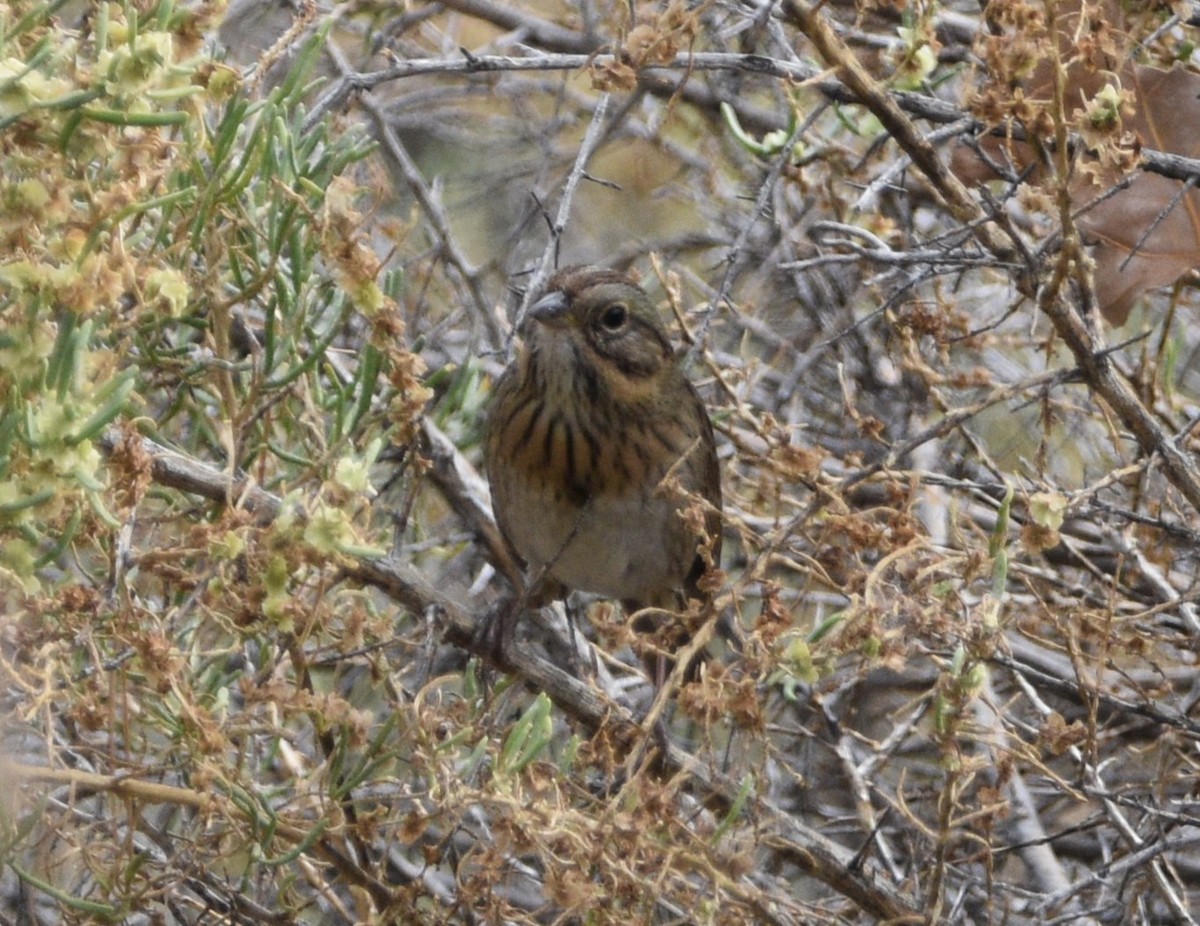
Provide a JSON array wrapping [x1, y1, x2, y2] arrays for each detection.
[[485, 266, 722, 681]]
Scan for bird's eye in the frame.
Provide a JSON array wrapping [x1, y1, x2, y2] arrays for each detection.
[[599, 304, 628, 331]]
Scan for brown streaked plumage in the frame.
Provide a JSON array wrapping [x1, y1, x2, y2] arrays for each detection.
[[485, 266, 722, 679]]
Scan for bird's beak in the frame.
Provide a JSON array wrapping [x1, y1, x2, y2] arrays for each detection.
[[528, 291, 570, 326]]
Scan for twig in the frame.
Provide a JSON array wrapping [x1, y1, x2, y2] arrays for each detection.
[[1036, 284, 1200, 514], [323, 39, 502, 348], [1035, 830, 1200, 919], [690, 101, 820, 360], [510, 92, 613, 352], [307, 46, 1200, 188], [998, 638, 1200, 738], [4, 758, 397, 908], [974, 678, 1084, 912], [839, 364, 1086, 493], [420, 417, 524, 590], [437, 0, 595, 53], [784, 0, 1200, 519], [783, 0, 1018, 261]]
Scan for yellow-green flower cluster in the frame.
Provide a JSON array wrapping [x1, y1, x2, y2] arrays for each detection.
[[0, 2, 213, 597]]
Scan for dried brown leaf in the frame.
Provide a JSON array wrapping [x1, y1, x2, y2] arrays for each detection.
[[1075, 65, 1200, 323], [955, 0, 1200, 322]]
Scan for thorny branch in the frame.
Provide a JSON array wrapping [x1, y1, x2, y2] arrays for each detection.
[[324, 38, 501, 348], [510, 91, 614, 345], [317, 11, 1200, 517], [308, 51, 1200, 190], [95, 429, 920, 921], [779, 0, 1200, 519]]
